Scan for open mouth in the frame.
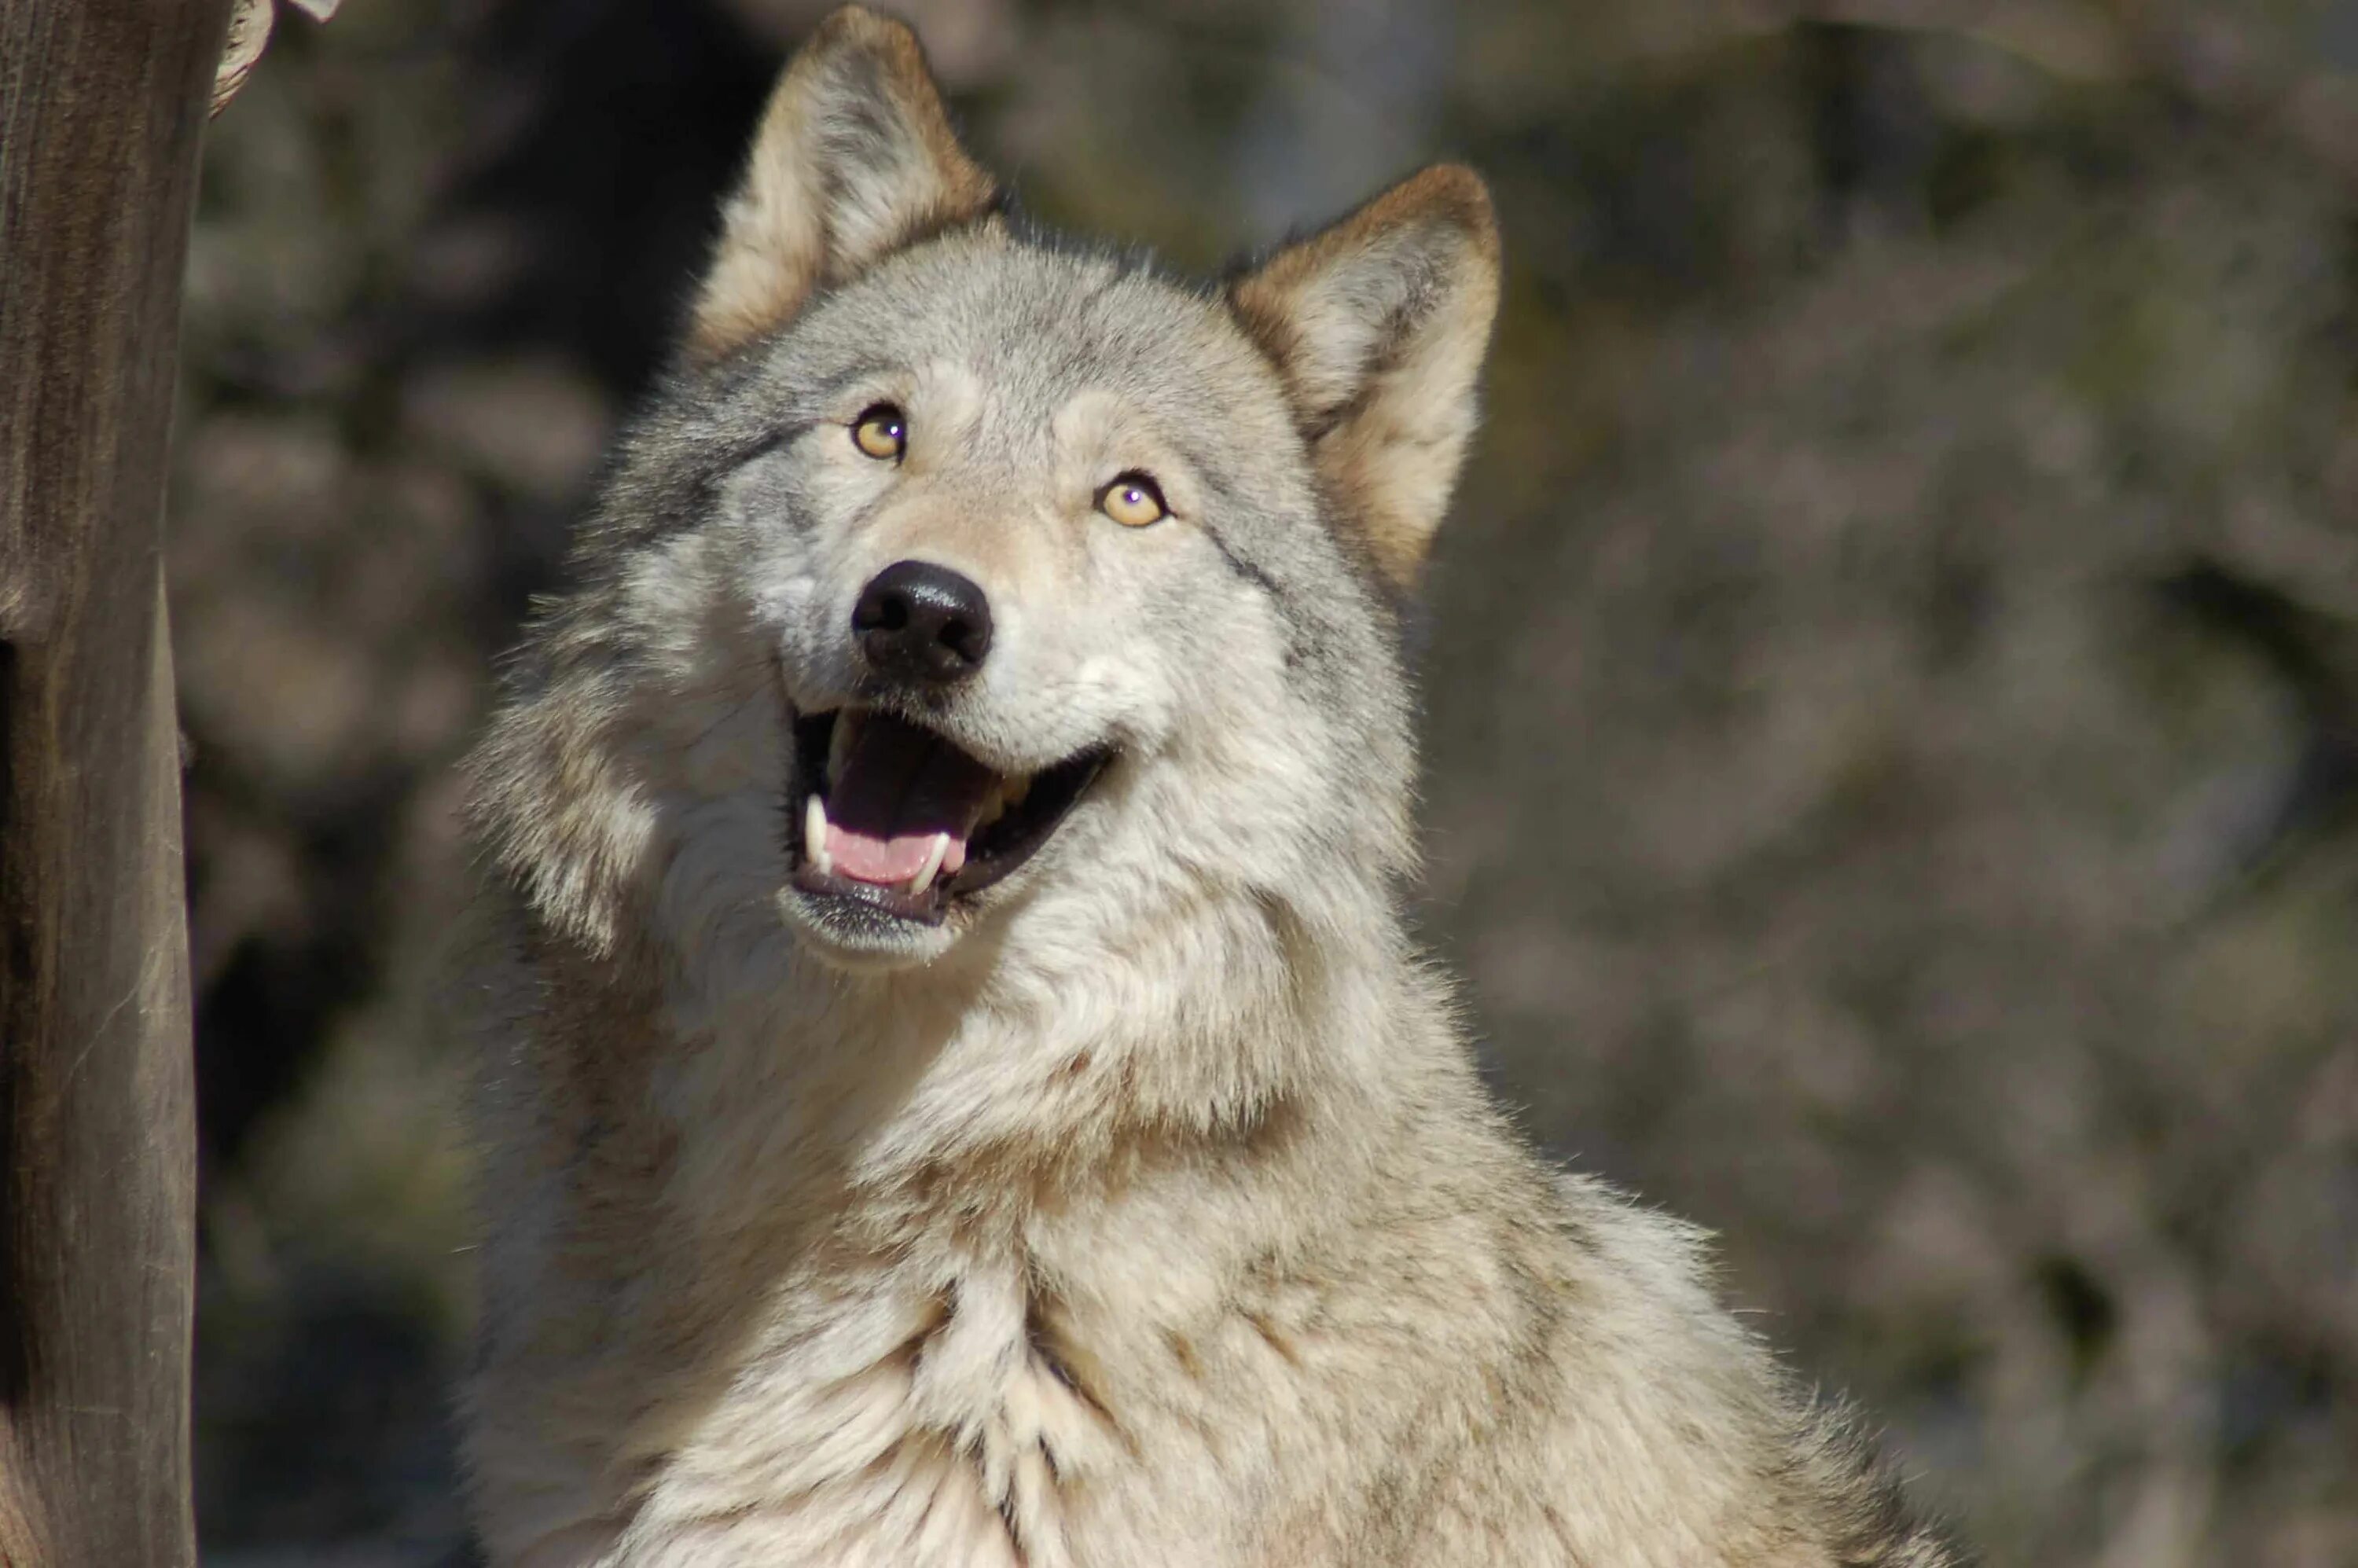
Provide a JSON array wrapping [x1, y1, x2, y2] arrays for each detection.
[[786, 707, 1110, 927]]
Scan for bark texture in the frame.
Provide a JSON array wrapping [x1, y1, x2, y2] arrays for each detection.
[[0, 0, 231, 1561]]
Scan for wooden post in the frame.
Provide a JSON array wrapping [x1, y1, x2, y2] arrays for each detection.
[[0, 0, 233, 1561]]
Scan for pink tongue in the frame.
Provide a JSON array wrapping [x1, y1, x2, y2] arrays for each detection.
[[822, 714, 995, 886], [827, 826, 953, 885]]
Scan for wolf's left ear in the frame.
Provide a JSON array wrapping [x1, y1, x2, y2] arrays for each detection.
[[1228, 166, 1500, 589], [685, 6, 997, 363]]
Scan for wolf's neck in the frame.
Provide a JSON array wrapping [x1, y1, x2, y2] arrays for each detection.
[[649, 863, 1433, 1225]]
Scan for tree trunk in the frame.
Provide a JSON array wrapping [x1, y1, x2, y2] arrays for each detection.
[[0, 1, 232, 1562]]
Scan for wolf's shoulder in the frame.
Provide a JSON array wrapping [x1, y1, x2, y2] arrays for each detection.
[[1471, 1165, 1971, 1566]]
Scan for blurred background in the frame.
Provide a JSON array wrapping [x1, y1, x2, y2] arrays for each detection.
[[178, 1, 2358, 1562]]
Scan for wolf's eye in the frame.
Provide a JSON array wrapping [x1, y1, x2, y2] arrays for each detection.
[[851, 404, 907, 461], [1097, 472, 1169, 528]]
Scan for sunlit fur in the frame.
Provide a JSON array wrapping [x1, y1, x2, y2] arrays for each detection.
[[457, 9, 1963, 1565]]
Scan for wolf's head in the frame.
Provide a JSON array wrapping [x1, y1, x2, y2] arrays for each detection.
[[474, 7, 1497, 982]]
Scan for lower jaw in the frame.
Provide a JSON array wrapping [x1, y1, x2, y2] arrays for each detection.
[[788, 861, 955, 927], [777, 879, 964, 968]]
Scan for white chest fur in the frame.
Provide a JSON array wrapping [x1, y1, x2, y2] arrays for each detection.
[[601, 1250, 1122, 1568]]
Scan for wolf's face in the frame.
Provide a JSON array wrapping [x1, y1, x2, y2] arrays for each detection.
[[713, 244, 1405, 966], [476, 9, 1497, 975], [717, 250, 1269, 961]]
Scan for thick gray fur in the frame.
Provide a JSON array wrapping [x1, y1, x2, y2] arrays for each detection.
[[457, 9, 1967, 1565]]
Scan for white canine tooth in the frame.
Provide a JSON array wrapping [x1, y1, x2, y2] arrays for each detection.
[[907, 832, 950, 897], [805, 795, 832, 876]]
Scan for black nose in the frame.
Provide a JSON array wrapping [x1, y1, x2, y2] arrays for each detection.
[[851, 560, 994, 685]]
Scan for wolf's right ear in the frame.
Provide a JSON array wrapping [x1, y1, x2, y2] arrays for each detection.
[[1228, 166, 1500, 590], [684, 6, 997, 364]]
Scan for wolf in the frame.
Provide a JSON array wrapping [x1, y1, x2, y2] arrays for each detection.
[[457, 9, 1963, 1565]]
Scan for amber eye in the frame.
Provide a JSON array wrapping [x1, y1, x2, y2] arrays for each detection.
[[1097, 472, 1169, 528], [851, 403, 907, 461]]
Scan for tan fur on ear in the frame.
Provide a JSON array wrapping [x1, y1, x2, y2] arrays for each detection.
[[1229, 165, 1500, 588], [686, 6, 997, 363]]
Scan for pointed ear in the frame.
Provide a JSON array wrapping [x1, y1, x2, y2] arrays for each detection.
[[685, 6, 997, 363], [1228, 166, 1500, 589]]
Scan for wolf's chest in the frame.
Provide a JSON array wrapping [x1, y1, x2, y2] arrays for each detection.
[[621, 1255, 1118, 1566]]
